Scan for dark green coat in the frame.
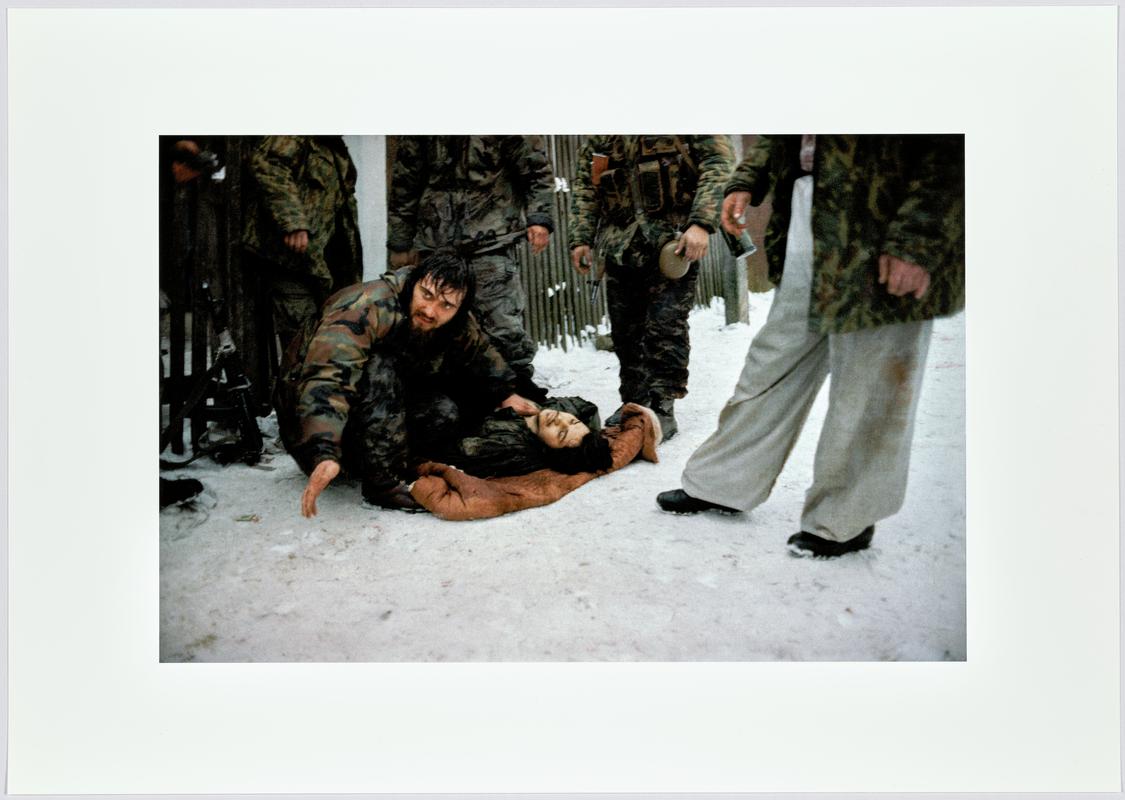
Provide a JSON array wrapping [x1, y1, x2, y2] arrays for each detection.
[[276, 268, 516, 467], [569, 135, 735, 262], [387, 136, 556, 256], [242, 136, 363, 295], [728, 135, 965, 333]]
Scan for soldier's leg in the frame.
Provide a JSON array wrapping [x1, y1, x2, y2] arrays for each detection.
[[605, 257, 651, 405], [641, 262, 700, 400], [468, 252, 538, 381], [340, 351, 410, 496], [269, 275, 321, 354], [798, 319, 933, 542]]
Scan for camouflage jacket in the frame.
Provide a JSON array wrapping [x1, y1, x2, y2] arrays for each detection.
[[278, 268, 517, 467], [568, 135, 735, 262], [728, 135, 965, 333], [387, 136, 556, 256], [242, 136, 363, 294]]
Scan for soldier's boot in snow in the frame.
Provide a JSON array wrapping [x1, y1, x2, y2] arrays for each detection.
[[606, 394, 650, 428], [786, 526, 874, 558], [656, 488, 740, 516], [362, 481, 428, 514], [651, 397, 677, 441]]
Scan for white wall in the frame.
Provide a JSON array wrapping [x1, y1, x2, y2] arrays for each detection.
[[343, 135, 386, 279]]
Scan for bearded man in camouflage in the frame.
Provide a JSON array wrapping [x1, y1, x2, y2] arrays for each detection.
[[387, 136, 556, 401], [568, 136, 735, 439], [658, 135, 965, 559], [242, 135, 363, 349], [274, 253, 538, 516]]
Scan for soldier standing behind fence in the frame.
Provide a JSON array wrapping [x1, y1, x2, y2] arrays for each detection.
[[386, 136, 556, 401], [569, 135, 735, 439], [242, 135, 363, 351]]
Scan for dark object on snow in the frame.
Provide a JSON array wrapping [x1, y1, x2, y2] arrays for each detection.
[[787, 526, 875, 558], [160, 477, 204, 507], [362, 482, 427, 514], [656, 488, 740, 516], [159, 280, 264, 466]]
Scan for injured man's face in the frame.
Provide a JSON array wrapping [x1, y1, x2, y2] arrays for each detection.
[[525, 408, 590, 449]]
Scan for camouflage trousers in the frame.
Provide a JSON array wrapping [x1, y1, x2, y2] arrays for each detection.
[[278, 351, 461, 495], [468, 250, 537, 380], [269, 275, 323, 354], [605, 240, 698, 404]]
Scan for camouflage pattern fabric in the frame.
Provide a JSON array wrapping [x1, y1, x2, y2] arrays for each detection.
[[569, 135, 735, 262], [568, 136, 735, 402], [606, 244, 699, 403], [387, 136, 555, 255], [273, 268, 517, 485], [387, 135, 556, 377], [242, 136, 363, 339], [467, 250, 537, 376], [726, 135, 965, 334]]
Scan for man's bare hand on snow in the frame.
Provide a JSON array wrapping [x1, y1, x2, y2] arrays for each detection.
[[302, 459, 341, 518]]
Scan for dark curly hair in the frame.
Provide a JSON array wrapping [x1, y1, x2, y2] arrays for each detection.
[[541, 431, 614, 475], [399, 251, 476, 329]]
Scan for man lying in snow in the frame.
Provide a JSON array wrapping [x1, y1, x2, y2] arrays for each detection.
[[412, 403, 662, 520]]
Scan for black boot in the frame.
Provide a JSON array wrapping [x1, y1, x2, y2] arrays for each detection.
[[362, 481, 428, 514], [651, 397, 677, 441], [786, 526, 875, 558]]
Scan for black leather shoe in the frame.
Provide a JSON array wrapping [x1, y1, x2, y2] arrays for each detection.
[[787, 526, 874, 558], [362, 482, 428, 514], [656, 488, 740, 515]]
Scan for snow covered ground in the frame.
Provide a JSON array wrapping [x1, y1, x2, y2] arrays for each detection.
[[160, 294, 965, 662]]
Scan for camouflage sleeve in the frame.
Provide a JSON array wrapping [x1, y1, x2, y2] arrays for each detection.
[[725, 135, 778, 204], [567, 136, 602, 248], [685, 135, 735, 232], [386, 136, 427, 252], [507, 136, 556, 232], [294, 289, 395, 465], [249, 136, 310, 234], [455, 315, 518, 405], [881, 135, 966, 275]]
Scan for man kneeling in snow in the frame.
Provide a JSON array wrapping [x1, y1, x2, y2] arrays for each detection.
[[274, 253, 539, 516]]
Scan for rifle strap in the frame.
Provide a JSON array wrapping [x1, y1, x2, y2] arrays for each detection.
[[672, 136, 696, 174]]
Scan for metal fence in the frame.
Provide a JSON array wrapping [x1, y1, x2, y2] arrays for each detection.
[[160, 136, 274, 456], [516, 135, 736, 352]]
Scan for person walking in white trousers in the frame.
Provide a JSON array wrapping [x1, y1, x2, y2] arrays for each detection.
[[656, 134, 964, 558]]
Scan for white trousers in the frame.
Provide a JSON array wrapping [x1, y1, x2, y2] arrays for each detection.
[[681, 176, 932, 542]]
